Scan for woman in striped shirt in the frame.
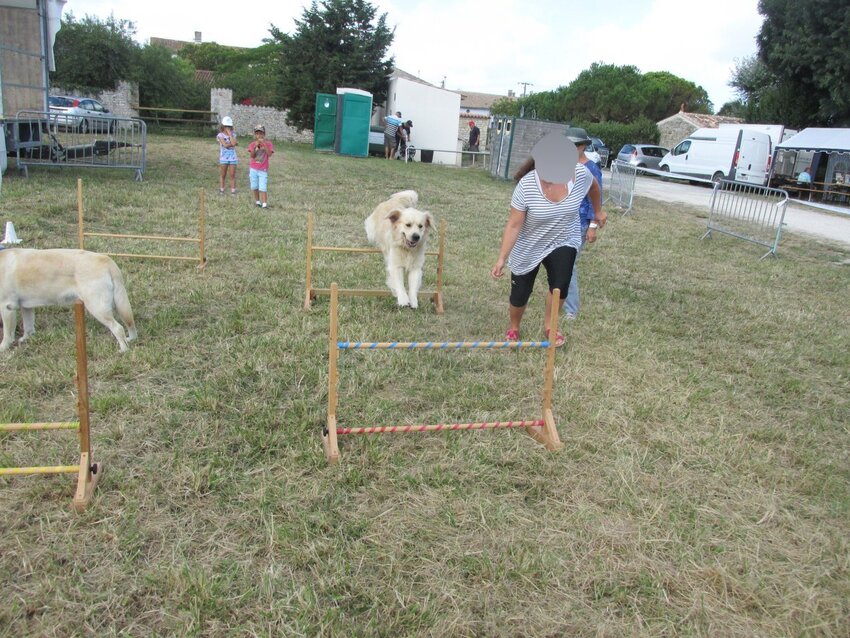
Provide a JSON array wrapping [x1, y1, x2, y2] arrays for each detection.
[[491, 132, 605, 346]]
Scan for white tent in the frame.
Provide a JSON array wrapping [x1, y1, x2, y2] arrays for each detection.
[[776, 128, 850, 154]]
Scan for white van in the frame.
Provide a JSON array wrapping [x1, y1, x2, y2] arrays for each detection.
[[659, 127, 773, 185]]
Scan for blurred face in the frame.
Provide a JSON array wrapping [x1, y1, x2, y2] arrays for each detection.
[[254, 131, 265, 140]]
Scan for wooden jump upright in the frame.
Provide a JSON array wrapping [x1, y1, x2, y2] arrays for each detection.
[[77, 178, 207, 269], [322, 283, 563, 463], [0, 302, 101, 512], [304, 211, 446, 314]]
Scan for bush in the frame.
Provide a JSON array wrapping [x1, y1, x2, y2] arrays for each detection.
[[575, 118, 660, 154]]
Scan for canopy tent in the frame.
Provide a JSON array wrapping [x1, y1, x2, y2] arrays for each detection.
[[776, 128, 850, 154]]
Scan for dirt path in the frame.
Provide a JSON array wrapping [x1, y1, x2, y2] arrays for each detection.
[[616, 171, 850, 249]]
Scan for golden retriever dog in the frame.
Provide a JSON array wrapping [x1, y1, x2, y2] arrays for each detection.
[[0, 248, 136, 352], [365, 190, 435, 308]]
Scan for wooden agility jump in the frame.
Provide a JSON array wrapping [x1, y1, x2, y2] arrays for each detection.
[[304, 211, 445, 314], [322, 283, 563, 463], [0, 302, 100, 512], [77, 178, 206, 269]]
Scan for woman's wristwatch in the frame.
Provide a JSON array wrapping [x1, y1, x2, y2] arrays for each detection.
[[589, 221, 599, 229]]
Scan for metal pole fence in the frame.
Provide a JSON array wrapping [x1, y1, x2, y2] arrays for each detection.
[[607, 161, 637, 214], [701, 180, 789, 259]]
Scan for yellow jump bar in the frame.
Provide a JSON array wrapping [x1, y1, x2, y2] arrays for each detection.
[[0, 465, 80, 476], [0, 422, 79, 431]]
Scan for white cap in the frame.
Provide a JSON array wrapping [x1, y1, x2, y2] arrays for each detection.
[[221, 116, 234, 127]]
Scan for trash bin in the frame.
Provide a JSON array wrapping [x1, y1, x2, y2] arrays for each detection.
[[420, 149, 434, 163]]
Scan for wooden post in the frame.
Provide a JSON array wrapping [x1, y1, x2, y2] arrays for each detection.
[[197, 188, 207, 269], [304, 212, 315, 310], [431, 217, 446, 314], [322, 283, 341, 463], [527, 288, 563, 451], [77, 178, 85, 250], [72, 301, 100, 511]]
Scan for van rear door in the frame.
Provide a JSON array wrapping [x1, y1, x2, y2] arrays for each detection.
[[734, 132, 771, 185]]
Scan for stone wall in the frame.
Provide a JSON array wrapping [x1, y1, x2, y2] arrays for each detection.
[[49, 81, 139, 118], [658, 115, 698, 150], [457, 114, 489, 150], [211, 88, 313, 144]]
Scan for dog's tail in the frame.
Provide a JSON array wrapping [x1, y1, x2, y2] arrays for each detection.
[[108, 259, 137, 341], [392, 190, 418, 208]]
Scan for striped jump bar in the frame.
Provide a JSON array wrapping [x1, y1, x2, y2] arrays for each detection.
[[338, 340, 550, 350], [337, 419, 545, 435]]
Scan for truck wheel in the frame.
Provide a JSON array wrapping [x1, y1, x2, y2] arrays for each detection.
[[660, 165, 670, 182], [712, 171, 724, 185]]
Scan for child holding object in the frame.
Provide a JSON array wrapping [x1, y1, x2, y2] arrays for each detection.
[[217, 116, 238, 195], [247, 124, 275, 208]]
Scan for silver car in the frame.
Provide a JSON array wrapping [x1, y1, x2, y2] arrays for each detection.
[[616, 144, 669, 172], [49, 95, 116, 134]]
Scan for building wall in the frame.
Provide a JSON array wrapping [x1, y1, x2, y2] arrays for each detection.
[[386, 77, 461, 164], [211, 88, 314, 144], [0, 4, 46, 115], [488, 117, 570, 180], [658, 115, 699, 150], [457, 114, 489, 150]]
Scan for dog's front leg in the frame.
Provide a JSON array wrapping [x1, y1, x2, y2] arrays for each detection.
[[386, 266, 410, 306], [407, 268, 423, 309], [1, 306, 17, 350]]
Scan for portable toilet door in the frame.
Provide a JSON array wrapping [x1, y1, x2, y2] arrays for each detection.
[[314, 93, 337, 151], [334, 89, 372, 158]]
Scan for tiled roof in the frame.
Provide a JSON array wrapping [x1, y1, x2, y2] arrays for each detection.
[[458, 91, 513, 110], [658, 111, 744, 128]]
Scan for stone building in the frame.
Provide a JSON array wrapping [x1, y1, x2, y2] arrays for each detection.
[[657, 109, 744, 150]]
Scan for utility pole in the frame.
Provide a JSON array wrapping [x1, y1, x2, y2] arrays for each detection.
[[518, 82, 533, 97]]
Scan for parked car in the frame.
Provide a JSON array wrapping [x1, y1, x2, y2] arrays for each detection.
[[589, 137, 611, 167], [49, 96, 116, 134], [584, 145, 603, 167], [615, 144, 669, 172]]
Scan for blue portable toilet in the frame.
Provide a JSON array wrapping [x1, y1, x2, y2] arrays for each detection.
[[333, 88, 372, 158]]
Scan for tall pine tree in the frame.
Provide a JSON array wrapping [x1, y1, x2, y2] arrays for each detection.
[[269, 0, 394, 130]]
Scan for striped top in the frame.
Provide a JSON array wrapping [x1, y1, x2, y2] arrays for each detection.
[[508, 164, 592, 275]]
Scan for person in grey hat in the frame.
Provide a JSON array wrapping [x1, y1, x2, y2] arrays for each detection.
[[491, 132, 605, 346], [562, 127, 604, 319]]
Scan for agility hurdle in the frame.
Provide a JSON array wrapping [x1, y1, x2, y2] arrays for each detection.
[[322, 283, 563, 463], [304, 211, 445, 314], [0, 302, 100, 512], [77, 178, 207, 269]]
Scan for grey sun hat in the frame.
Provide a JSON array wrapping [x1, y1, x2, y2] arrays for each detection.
[[563, 126, 592, 146], [531, 132, 579, 183]]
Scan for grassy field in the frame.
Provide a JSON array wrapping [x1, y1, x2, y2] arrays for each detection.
[[1, 134, 849, 637]]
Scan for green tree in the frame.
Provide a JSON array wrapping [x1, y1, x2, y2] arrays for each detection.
[[268, 0, 394, 130], [50, 13, 139, 92], [756, 0, 850, 126], [560, 63, 648, 123], [642, 71, 713, 120], [136, 44, 207, 110]]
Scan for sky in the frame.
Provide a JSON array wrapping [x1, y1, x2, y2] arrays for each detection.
[[60, 0, 764, 110]]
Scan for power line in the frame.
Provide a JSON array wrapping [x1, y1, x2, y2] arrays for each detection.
[[518, 82, 534, 97]]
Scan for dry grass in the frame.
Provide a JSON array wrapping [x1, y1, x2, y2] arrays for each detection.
[[1, 134, 848, 637]]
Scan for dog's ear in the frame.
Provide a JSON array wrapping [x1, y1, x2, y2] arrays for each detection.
[[388, 209, 401, 224], [424, 212, 435, 230]]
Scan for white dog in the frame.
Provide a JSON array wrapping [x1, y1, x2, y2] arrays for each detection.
[[0, 248, 137, 352], [365, 190, 435, 308]]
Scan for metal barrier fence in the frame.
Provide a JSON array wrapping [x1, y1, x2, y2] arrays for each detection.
[[11, 110, 147, 180], [701, 180, 789, 259], [607, 161, 637, 214]]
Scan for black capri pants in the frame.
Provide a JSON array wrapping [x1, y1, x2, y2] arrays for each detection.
[[509, 245, 577, 307]]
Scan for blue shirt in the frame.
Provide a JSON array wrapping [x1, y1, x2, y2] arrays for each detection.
[[579, 160, 602, 224]]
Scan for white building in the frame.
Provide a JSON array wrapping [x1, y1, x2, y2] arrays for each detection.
[[374, 69, 461, 165]]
